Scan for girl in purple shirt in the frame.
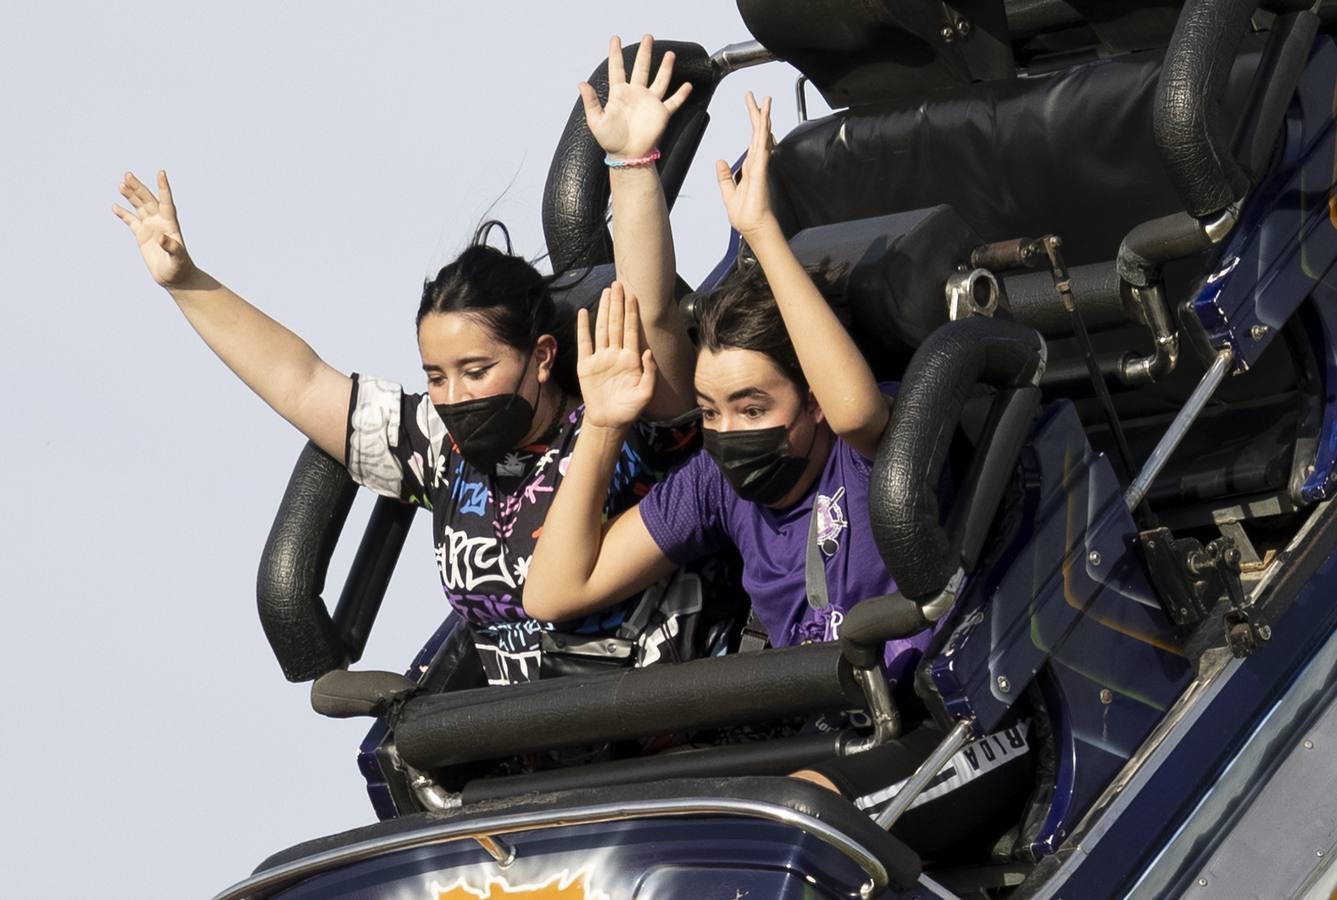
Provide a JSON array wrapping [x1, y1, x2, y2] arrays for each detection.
[[525, 94, 1032, 851]]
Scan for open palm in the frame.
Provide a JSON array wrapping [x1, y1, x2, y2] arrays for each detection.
[[580, 35, 693, 160], [577, 283, 657, 430], [112, 170, 195, 287], [716, 93, 776, 238]]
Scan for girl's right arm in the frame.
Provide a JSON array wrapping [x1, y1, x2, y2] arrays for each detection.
[[523, 283, 678, 623], [114, 170, 352, 462]]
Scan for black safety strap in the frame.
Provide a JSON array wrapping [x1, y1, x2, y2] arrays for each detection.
[[739, 609, 769, 653]]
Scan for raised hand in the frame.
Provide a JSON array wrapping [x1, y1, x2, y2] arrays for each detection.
[[113, 170, 197, 288], [715, 92, 777, 239], [580, 34, 693, 160], [577, 282, 658, 430]]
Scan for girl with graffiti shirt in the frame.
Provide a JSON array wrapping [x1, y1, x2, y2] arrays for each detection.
[[113, 36, 699, 685]]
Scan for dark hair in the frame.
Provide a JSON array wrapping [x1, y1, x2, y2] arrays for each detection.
[[416, 221, 581, 397], [696, 258, 848, 395]]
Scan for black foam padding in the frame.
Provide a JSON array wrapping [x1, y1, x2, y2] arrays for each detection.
[[310, 669, 419, 719], [542, 41, 718, 274], [1006, 1, 1185, 52], [394, 643, 863, 769], [254, 776, 922, 891], [1002, 263, 1128, 335], [738, 0, 1014, 109], [461, 731, 849, 804], [871, 318, 1045, 599], [257, 441, 357, 682], [768, 41, 1261, 268], [841, 594, 930, 670], [783, 207, 984, 376], [1153, 0, 1257, 217]]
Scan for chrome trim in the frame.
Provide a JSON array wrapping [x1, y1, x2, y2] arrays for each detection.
[[1124, 348, 1233, 510], [920, 871, 966, 899], [852, 666, 903, 748], [924, 568, 967, 622], [710, 40, 775, 74], [874, 720, 973, 830], [475, 834, 516, 868], [795, 74, 811, 122], [1120, 284, 1180, 385], [1202, 202, 1241, 244], [213, 795, 891, 899], [408, 763, 461, 812], [946, 267, 1000, 321]]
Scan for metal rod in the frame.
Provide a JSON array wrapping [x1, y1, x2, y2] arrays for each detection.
[[874, 720, 973, 830], [795, 74, 810, 122], [215, 794, 892, 900], [474, 834, 516, 867], [710, 40, 775, 73], [1124, 348, 1235, 511], [850, 667, 902, 749]]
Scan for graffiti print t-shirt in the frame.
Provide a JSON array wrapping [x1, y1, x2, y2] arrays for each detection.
[[344, 374, 690, 685], [637, 428, 934, 688]]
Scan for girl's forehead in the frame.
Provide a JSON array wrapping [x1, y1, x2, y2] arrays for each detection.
[[417, 312, 511, 363], [694, 347, 795, 401]]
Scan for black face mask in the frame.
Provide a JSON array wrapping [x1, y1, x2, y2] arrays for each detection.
[[435, 359, 536, 472], [703, 422, 813, 505]]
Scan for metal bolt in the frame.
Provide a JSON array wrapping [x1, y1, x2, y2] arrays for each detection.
[[1250, 324, 1270, 341], [1198, 877, 1208, 886], [996, 675, 1011, 693], [941, 25, 956, 41], [1088, 550, 1102, 566], [1318, 849, 1325, 858], [1100, 689, 1114, 704], [1304, 739, 1315, 750], [957, 19, 972, 36], [1257, 625, 1272, 641]]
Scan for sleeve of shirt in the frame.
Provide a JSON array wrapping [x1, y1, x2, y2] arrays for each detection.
[[636, 449, 731, 566], [344, 373, 445, 508]]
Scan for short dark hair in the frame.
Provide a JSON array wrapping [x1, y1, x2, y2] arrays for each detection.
[[696, 258, 847, 394], [416, 221, 581, 397]]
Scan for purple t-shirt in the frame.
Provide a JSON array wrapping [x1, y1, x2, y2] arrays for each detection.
[[638, 432, 934, 687]]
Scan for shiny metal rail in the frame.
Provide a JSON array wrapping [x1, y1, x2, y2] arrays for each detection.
[[213, 794, 889, 900]]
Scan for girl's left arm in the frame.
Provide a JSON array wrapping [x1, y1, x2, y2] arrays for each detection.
[[580, 34, 696, 420]]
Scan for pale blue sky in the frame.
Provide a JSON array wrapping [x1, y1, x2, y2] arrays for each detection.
[[0, 2, 826, 895]]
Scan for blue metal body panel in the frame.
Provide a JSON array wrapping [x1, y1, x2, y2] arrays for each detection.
[[930, 403, 1193, 858], [1192, 39, 1337, 374]]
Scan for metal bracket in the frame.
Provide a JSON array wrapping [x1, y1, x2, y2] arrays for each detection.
[[1139, 527, 1269, 658], [946, 267, 1000, 320]]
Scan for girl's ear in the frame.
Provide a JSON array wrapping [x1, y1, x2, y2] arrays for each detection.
[[533, 334, 559, 383], [806, 388, 826, 425]]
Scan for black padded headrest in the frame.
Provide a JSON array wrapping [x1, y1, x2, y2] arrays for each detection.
[[768, 40, 1263, 267], [739, 0, 1015, 108]]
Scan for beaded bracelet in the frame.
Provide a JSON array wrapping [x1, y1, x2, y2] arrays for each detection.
[[605, 148, 661, 169]]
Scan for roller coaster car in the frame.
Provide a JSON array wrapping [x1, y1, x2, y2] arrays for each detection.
[[218, 2, 1337, 898]]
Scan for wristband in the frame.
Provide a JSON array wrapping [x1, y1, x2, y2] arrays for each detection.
[[605, 148, 661, 169]]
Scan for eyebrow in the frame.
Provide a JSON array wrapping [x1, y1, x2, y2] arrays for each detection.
[[695, 386, 772, 404], [422, 356, 495, 372]]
